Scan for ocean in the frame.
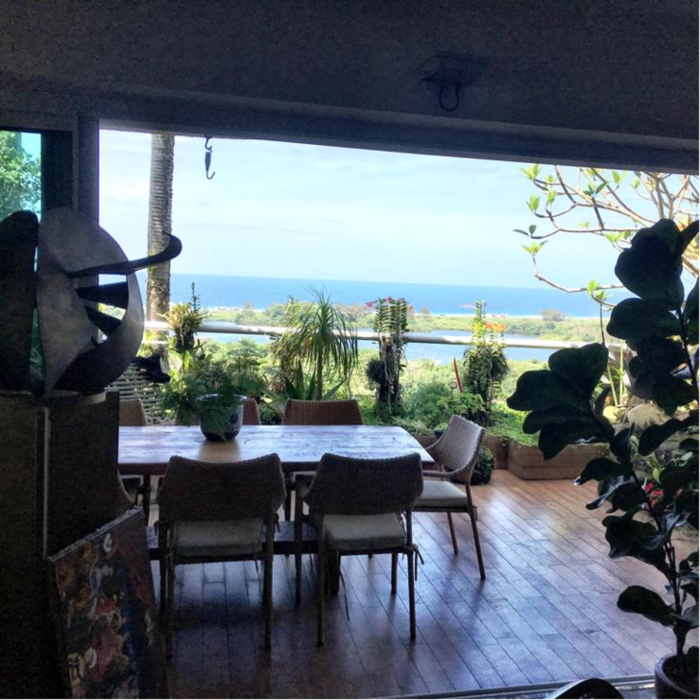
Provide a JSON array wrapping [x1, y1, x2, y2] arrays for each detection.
[[141, 273, 605, 363], [156, 273, 609, 317]]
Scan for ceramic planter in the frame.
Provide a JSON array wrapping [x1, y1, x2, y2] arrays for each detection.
[[655, 654, 697, 699], [199, 394, 245, 441]]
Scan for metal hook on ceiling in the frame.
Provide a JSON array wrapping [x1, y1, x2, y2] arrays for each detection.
[[204, 136, 215, 180], [438, 81, 461, 112]]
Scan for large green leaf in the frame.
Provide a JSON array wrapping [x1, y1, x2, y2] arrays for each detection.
[[609, 427, 632, 463], [522, 406, 590, 434], [679, 437, 699, 453], [675, 491, 699, 530], [507, 370, 588, 412], [604, 518, 667, 569], [617, 585, 675, 626], [607, 299, 681, 341], [660, 464, 697, 493], [680, 220, 699, 252], [606, 482, 647, 512], [594, 387, 611, 418], [636, 336, 687, 376], [639, 414, 697, 455], [615, 222, 685, 308], [588, 475, 632, 510], [538, 420, 603, 460], [576, 457, 632, 485], [684, 279, 698, 344], [548, 343, 609, 399], [652, 374, 697, 412], [632, 219, 683, 252], [678, 605, 699, 628]]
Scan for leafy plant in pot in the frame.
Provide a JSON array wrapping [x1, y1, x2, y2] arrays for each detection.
[[507, 219, 698, 698], [161, 360, 246, 441]]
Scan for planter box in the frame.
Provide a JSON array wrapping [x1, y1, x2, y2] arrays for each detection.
[[483, 433, 509, 469], [507, 441, 607, 480]]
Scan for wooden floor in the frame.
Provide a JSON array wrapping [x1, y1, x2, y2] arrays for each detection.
[[156, 471, 690, 698]]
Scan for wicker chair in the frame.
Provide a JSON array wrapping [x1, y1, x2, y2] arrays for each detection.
[[281, 399, 363, 426], [242, 398, 262, 425], [302, 452, 423, 645], [415, 415, 486, 578], [119, 397, 152, 520], [119, 397, 148, 426], [281, 398, 363, 520], [157, 454, 285, 654]]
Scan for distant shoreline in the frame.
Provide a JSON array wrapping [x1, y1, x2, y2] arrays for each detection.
[[202, 305, 602, 322]]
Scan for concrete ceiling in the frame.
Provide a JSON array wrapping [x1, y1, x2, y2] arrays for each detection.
[[1, 1, 697, 166]]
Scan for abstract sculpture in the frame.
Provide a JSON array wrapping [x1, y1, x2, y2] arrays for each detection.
[[0, 208, 181, 395]]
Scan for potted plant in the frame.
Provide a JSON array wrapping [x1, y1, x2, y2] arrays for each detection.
[[161, 359, 246, 441], [507, 219, 698, 697]]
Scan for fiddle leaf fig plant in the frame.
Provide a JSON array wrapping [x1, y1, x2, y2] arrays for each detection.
[[508, 219, 699, 692]]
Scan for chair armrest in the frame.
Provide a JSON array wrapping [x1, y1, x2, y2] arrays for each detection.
[[422, 469, 451, 479]]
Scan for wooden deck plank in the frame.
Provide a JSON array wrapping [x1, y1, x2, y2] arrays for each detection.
[[163, 471, 689, 698]]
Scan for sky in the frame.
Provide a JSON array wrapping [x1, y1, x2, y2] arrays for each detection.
[[98, 129, 626, 289]]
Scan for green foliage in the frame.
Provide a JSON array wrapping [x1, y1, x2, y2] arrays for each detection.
[[271, 289, 358, 400], [366, 296, 410, 415], [488, 404, 538, 446], [0, 131, 41, 219], [507, 218, 699, 686], [208, 303, 604, 343], [162, 283, 206, 362], [540, 308, 567, 322], [404, 378, 483, 430], [160, 357, 245, 438], [207, 338, 269, 399], [471, 446, 495, 485], [463, 301, 509, 424]]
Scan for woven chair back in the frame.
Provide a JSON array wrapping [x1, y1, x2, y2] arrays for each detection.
[[429, 415, 485, 479], [304, 453, 423, 516], [159, 454, 285, 522], [281, 399, 363, 426], [242, 398, 262, 425], [119, 397, 147, 426]]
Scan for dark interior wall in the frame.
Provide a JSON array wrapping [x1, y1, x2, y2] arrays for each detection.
[[0, 1, 697, 169]]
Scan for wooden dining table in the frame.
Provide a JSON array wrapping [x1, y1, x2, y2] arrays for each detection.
[[120, 424, 434, 555], [119, 424, 435, 476]]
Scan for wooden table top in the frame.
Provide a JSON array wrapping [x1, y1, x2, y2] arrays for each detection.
[[119, 424, 434, 475]]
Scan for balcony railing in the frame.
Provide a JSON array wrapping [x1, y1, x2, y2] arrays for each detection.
[[143, 320, 618, 352]]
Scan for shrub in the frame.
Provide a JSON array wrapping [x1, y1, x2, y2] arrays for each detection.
[[471, 446, 495, 485], [449, 445, 495, 485], [404, 378, 483, 430], [488, 403, 538, 446], [366, 297, 411, 414], [463, 300, 509, 424]]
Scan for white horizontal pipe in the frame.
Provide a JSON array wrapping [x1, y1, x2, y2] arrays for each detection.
[[144, 320, 620, 351]]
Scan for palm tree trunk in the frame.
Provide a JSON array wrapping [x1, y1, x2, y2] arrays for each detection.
[[146, 133, 175, 331]]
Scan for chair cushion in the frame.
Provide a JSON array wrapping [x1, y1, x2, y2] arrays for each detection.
[[416, 480, 468, 509], [322, 513, 406, 552], [171, 518, 264, 558]]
